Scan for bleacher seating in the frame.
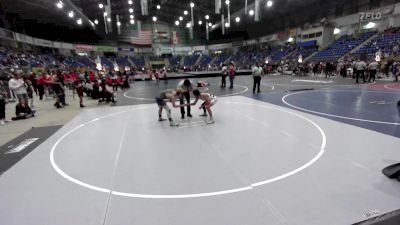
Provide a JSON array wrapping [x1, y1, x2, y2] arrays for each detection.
[[169, 55, 181, 67], [130, 56, 145, 67], [356, 29, 400, 58], [213, 54, 229, 65], [271, 45, 296, 62], [310, 31, 376, 61], [183, 54, 200, 66], [199, 55, 213, 66], [116, 56, 132, 67]]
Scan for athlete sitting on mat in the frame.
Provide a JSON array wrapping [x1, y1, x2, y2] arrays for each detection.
[[155, 88, 190, 126], [197, 80, 210, 87], [191, 89, 217, 124]]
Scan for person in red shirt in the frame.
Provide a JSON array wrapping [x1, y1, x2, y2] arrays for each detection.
[[228, 62, 235, 89], [106, 76, 113, 86], [36, 74, 46, 100], [89, 71, 95, 82]]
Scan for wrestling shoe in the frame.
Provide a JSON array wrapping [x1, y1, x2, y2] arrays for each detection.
[[158, 118, 167, 122], [170, 121, 180, 126], [199, 113, 208, 117], [206, 120, 215, 124]]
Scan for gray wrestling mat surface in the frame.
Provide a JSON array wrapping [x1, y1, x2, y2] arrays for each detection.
[[0, 96, 399, 225]]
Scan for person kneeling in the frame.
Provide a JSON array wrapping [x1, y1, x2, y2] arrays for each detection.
[[12, 99, 36, 120]]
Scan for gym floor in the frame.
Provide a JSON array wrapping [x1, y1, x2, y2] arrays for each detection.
[[0, 73, 399, 225]]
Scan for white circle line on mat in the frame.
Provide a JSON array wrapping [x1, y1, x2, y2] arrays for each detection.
[[50, 102, 326, 199], [282, 90, 400, 126]]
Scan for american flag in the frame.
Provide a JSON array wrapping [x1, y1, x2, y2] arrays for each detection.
[[130, 30, 152, 46]]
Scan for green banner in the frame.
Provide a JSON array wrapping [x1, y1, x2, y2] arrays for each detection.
[[96, 46, 116, 52]]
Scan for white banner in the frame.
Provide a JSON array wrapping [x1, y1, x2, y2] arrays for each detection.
[[61, 43, 74, 50], [15, 33, 33, 44], [161, 47, 173, 54], [140, 0, 148, 15], [34, 38, 53, 47], [255, 0, 260, 22], [208, 43, 232, 50], [192, 45, 206, 51], [215, 0, 221, 14], [246, 39, 259, 45], [53, 42, 62, 48], [0, 28, 14, 40]]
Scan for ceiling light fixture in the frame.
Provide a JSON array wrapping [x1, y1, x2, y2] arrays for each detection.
[[56, 1, 63, 9]]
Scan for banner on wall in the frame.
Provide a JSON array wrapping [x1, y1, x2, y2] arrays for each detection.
[[34, 38, 53, 47], [246, 39, 258, 46], [75, 44, 95, 52], [118, 47, 135, 52], [208, 43, 232, 50], [259, 34, 277, 43], [277, 31, 289, 39], [61, 42, 74, 50], [15, 33, 33, 44], [96, 46, 116, 52], [154, 31, 169, 40], [359, 5, 394, 21], [172, 31, 179, 45], [53, 42, 62, 48], [192, 45, 206, 51], [0, 28, 14, 40], [232, 41, 243, 47], [161, 47, 173, 54]]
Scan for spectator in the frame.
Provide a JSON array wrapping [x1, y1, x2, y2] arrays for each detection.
[[74, 79, 85, 108], [8, 72, 28, 103], [0, 80, 10, 125], [221, 64, 228, 88], [228, 62, 235, 89], [12, 99, 36, 120], [36, 74, 46, 100]]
